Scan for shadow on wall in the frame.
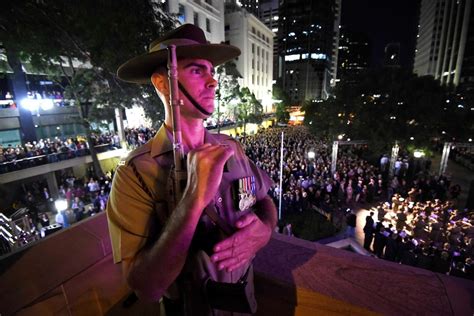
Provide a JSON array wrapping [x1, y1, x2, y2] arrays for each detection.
[[254, 234, 317, 316]]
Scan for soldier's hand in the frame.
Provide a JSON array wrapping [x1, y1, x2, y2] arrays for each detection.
[[183, 143, 234, 212], [210, 212, 272, 272]]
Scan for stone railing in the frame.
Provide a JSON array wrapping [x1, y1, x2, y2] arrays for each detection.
[[0, 213, 472, 315]]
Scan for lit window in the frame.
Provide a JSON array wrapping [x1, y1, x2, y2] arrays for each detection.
[[284, 54, 300, 61]]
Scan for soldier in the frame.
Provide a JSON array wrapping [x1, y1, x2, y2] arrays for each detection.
[[106, 24, 277, 315]]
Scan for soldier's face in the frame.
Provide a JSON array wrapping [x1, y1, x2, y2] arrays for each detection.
[[177, 58, 217, 119]]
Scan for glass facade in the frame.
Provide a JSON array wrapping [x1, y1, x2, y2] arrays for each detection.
[[0, 129, 21, 146]]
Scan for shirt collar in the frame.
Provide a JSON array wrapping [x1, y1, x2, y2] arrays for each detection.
[[150, 124, 222, 157]]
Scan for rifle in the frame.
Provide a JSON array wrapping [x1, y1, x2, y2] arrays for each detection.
[[167, 45, 234, 235]]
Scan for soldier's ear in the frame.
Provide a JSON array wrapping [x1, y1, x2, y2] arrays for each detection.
[[151, 72, 169, 95]]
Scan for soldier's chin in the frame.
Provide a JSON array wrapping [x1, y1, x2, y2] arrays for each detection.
[[201, 102, 215, 115]]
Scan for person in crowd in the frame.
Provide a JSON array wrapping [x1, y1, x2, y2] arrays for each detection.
[[39, 213, 50, 228], [345, 209, 357, 238], [363, 211, 375, 251]]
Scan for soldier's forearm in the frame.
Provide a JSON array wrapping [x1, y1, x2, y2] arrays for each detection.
[[126, 196, 202, 302], [255, 195, 278, 232]]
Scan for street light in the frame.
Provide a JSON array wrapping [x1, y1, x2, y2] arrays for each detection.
[[413, 150, 425, 158], [54, 199, 69, 228], [54, 199, 67, 213]]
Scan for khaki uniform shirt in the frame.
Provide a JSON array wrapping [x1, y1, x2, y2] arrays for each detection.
[[106, 125, 272, 315]]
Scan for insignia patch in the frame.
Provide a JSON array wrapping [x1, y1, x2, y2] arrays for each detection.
[[238, 176, 256, 211]]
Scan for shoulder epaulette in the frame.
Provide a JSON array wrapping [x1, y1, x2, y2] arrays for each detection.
[[123, 142, 152, 166], [214, 133, 236, 142]]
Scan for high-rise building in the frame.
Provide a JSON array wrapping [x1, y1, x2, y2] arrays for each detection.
[[166, 0, 225, 44], [239, 0, 260, 15], [277, 0, 341, 104], [224, 0, 260, 16], [258, 0, 279, 80], [414, 0, 473, 93], [337, 27, 370, 83], [384, 43, 401, 67], [225, 8, 274, 110]]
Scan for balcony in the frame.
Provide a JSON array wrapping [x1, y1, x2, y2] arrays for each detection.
[[0, 213, 472, 315], [0, 147, 127, 183]]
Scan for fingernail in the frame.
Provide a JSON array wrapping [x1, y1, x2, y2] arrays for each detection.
[[212, 255, 218, 261], [215, 246, 220, 251], [218, 264, 224, 270]]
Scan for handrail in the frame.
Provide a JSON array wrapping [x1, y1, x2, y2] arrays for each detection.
[[0, 143, 118, 174]]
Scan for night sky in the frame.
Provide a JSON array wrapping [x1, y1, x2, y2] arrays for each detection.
[[341, 0, 421, 69]]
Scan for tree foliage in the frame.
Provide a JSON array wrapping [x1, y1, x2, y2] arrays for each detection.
[[304, 68, 472, 153], [273, 83, 291, 123], [0, 0, 177, 175], [215, 61, 241, 127]]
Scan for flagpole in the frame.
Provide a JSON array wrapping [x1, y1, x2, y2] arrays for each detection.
[[278, 131, 284, 221]]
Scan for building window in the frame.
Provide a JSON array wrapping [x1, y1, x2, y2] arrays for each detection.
[[194, 12, 199, 26], [225, 24, 230, 31], [206, 18, 211, 32], [252, 43, 255, 53], [205, 0, 212, 5], [252, 75, 254, 84], [0, 129, 21, 147], [252, 27, 256, 34], [252, 59, 254, 69], [178, 4, 186, 24]]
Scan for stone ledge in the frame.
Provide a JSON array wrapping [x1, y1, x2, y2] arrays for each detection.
[[1, 213, 472, 315]]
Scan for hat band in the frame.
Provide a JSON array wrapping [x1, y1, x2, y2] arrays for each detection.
[[149, 38, 202, 52]]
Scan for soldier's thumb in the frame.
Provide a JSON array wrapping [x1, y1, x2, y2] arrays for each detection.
[[235, 212, 257, 228]]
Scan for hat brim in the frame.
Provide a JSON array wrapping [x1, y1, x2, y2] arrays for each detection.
[[117, 44, 241, 84]]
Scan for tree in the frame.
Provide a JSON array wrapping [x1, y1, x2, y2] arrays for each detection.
[[0, 0, 177, 176], [273, 83, 291, 123], [215, 61, 242, 132], [231, 87, 263, 136], [303, 68, 469, 154]]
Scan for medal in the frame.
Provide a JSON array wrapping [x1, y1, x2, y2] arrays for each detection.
[[238, 176, 256, 211]]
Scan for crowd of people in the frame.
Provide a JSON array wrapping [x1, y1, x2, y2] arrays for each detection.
[[21, 171, 115, 232], [124, 127, 157, 148], [0, 132, 121, 173], [52, 172, 114, 227], [241, 127, 384, 218], [362, 192, 473, 280], [450, 146, 474, 171], [3, 124, 473, 280]]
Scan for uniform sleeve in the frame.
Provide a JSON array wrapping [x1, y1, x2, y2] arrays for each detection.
[[106, 163, 156, 264]]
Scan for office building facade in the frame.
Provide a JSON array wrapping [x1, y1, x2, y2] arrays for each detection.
[[414, 0, 473, 93], [166, 0, 226, 44], [337, 28, 370, 83], [225, 8, 274, 109], [277, 0, 341, 104]]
